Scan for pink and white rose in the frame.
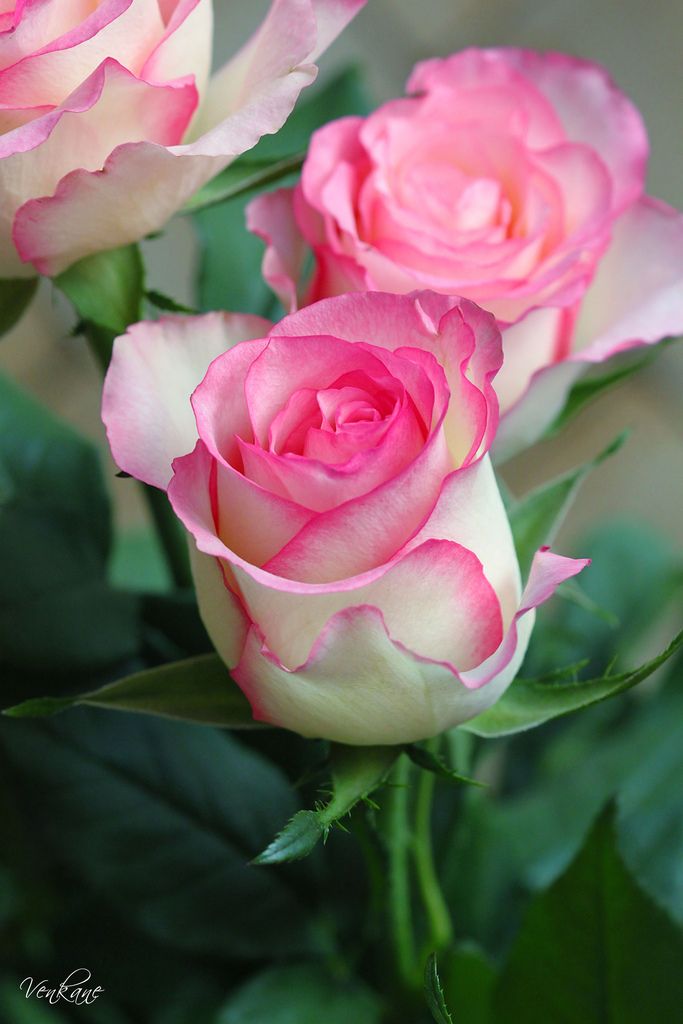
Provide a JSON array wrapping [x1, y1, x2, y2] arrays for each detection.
[[0, 0, 365, 278], [102, 291, 587, 745], [248, 48, 683, 458]]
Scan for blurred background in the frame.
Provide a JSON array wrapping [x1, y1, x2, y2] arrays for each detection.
[[1, 0, 682, 552]]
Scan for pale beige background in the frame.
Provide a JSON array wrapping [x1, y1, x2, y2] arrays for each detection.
[[1, 0, 682, 551]]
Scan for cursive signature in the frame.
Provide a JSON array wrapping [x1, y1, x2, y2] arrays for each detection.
[[20, 968, 104, 1006]]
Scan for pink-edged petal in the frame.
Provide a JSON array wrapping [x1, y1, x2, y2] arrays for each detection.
[[232, 604, 507, 745], [495, 305, 575, 413], [0, 0, 166, 108], [461, 547, 589, 690], [246, 187, 308, 312], [306, 0, 366, 61], [231, 537, 503, 670], [272, 290, 502, 463], [263, 420, 451, 582], [306, 243, 371, 303], [492, 358, 583, 464], [13, 0, 366, 275], [169, 441, 316, 569], [232, 546, 585, 743], [237, 392, 424, 513], [399, 456, 521, 631], [102, 311, 270, 489], [233, 605, 460, 744], [574, 197, 683, 361], [494, 198, 683, 461], [490, 48, 648, 213], [190, 336, 271, 466], [189, 546, 251, 670], [2, 57, 197, 277], [0, 0, 98, 73], [142, 0, 212, 98]]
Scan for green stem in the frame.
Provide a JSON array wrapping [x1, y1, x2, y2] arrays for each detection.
[[387, 754, 417, 991], [84, 324, 192, 591], [413, 739, 453, 955]]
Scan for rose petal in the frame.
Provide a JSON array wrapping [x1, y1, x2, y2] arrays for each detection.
[[494, 197, 683, 461], [170, 441, 316, 569], [0, 0, 166, 108], [102, 311, 270, 488], [272, 290, 502, 463], [493, 48, 648, 213], [246, 187, 308, 312], [189, 545, 250, 670], [1, 57, 197, 276], [142, 0, 212, 99], [231, 547, 585, 743], [574, 197, 683, 361], [0, 0, 99, 73], [231, 537, 503, 671], [13, 0, 366, 275]]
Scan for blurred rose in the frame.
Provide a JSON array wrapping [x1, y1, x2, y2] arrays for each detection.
[[248, 49, 683, 458], [0, 0, 364, 278], [103, 291, 586, 744]]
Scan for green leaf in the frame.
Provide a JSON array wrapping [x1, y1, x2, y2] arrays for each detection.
[[185, 153, 305, 215], [54, 244, 145, 335], [463, 628, 683, 738], [194, 65, 371, 317], [0, 374, 138, 673], [493, 806, 683, 1023], [508, 432, 626, 577], [0, 277, 39, 338], [255, 744, 398, 864], [0, 709, 311, 959], [544, 337, 679, 439], [424, 954, 455, 1024], [217, 964, 382, 1024], [617, 684, 683, 925], [443, 943, 496, 1024], [3, 653, 260, 729], [405, 743, 485, 787]]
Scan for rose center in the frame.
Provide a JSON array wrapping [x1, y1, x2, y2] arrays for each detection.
[[268, 370, 405, 466]]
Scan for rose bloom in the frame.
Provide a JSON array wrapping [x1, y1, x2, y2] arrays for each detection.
[[0, 0, 364, 278], [248, 49, 683, 458], [103, 291, 587, 745]]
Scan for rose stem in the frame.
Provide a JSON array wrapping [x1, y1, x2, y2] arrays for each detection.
[[386, 753, 418, 991], [413, 736, 453, 957]]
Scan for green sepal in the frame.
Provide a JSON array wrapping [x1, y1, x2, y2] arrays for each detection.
[[254, 744, 398, 865], [463, 628, 683, 738], [424, 954, 455, 1024], [145, 289, 197, 315], [404, 743, 485, 788], [54, 244, 145, 337]]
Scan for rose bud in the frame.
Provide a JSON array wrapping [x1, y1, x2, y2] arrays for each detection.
[[0, 0, 365, 277], [248, 49, 683, 458], [103, 292, 587, 745]]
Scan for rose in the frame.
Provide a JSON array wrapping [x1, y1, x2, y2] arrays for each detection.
[[247, 48, 683, 459], [102, 291, 587, 744], [0, 0, 365, 279]]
